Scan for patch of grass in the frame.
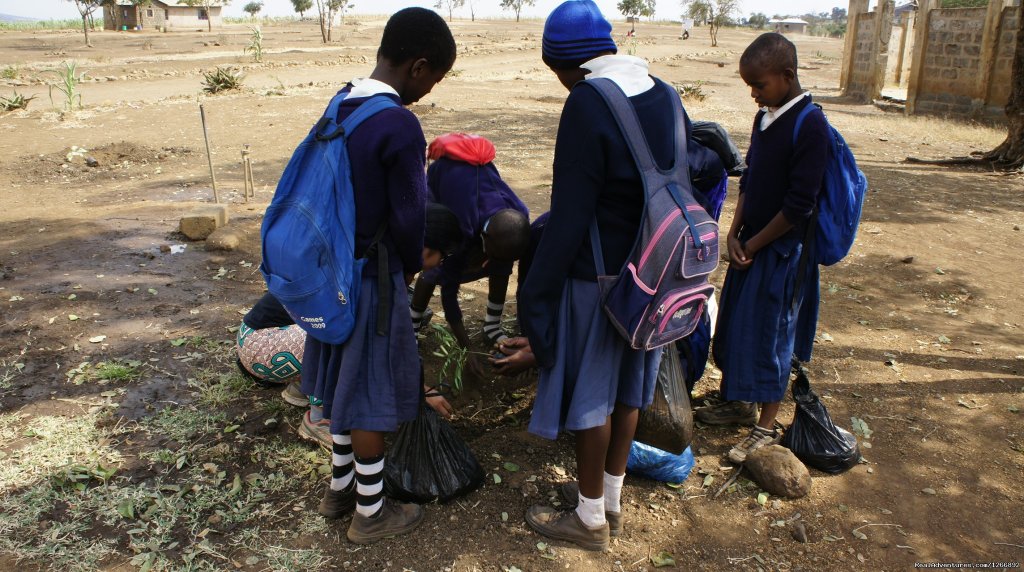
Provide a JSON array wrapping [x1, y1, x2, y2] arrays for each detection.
[[145, 406, 227, 444], [202, 67, 244, 94], [1, 65, 18, 79], [0, 91, 36, 112], [94, 359, 142, 383], [190, 370, 252, 408], [0, 18, 91, 31], [0, 359, 25, 389], [675, 80, 707, 101]]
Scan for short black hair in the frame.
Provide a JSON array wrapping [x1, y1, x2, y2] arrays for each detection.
[[740, 33, 798, 74], [424, 202, 462, 256], [379, 8, 457, 72], [482, 209, 530, 261]]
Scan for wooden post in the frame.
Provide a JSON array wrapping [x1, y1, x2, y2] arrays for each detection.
[[841, 0, 870, 92], [906, 0, 940, 115], [976, 0, 1008, 108], [870, 0, 895, 101], [199, 103, 220, 204]]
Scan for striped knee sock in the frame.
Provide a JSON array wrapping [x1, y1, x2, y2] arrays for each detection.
[[354, 453, 385, 518], [330, 432, 354, 491], [483, 300, 507, 343], [410, 308, 424, 330]]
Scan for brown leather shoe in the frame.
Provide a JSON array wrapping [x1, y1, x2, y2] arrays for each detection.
[[525, 505, 609, 552], [347, 500, 424, 544], [318, 485, 356, 519], [557, 482, 623, 537]]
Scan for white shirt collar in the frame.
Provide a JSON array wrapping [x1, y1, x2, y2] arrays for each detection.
[[344, 77, 400, 100], [760, 92, 809, 131], [582, 54, 655, 97]]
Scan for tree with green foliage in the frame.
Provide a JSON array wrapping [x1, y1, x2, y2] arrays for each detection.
[[748, 12, 768, 29], [435, 0, 465, 22], [181, 0, 231, 32], [66, 0, 102, 46], [681, 0, 739, 47], [290, 0, 313, 18], [941, 0, 987, 7], [315, 0, 350, 42], [617, 0, 655, 32], [500, 0, 536, 23], [243, 1, 262, 18]]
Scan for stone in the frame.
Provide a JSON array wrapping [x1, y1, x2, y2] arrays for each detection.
[[180, 204, 229, 240], [745, 445, 812, 499], [791, 522, 808, 543], [205, 226, 243, 251]]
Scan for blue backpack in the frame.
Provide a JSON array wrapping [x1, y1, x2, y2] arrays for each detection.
[[793, 104, 868, 266], [260, 94, 397, 344]]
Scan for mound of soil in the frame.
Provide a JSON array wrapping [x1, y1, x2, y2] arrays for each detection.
[[11, 142, 193, 185]]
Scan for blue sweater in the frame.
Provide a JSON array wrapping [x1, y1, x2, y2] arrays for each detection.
[[334, 88, 427, 274], [520, 81, 692, 367], [738, 96, 829, 240]]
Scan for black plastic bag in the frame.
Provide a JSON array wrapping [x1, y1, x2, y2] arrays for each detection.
[[633, 347, 693, 455], [384, 404, 486, 503], [781, 364, 861, 474]]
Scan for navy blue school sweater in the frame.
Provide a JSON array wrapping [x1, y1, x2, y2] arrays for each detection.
[[520, 82, 688, 368], [738, 96, 829, 240], [333, 88, 427, 275]]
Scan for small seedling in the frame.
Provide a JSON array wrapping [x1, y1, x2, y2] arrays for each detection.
[[675, 80, 706, 101], [49, 61, 86, 111], [244, 26, 264, 63], [0, 91, 34, 112], [202, 67, 244, 94]]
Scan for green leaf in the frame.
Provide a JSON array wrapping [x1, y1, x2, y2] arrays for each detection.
[[116, 499, 135, 519], [702, 475, 714, 487], [228, 474, 242, 496], [535, 542, 548, 551], [492, 473, 502, 484], [170, 338, 187, 347], [1008, 405, 1019, 413], [67, 294, 77, 300], [937, 334, 951, 344], [68, 314, 79, 321], [850, 416, 873, 439], [650, 550, 676, 568], [501, 511, 508, 522], [503, 462, 520, 472], [148, 288, 158, 295], [223, 424, 240, 433], [757, 492, 768, 506]]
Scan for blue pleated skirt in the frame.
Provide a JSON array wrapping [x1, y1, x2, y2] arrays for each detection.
[[712, 235, 819, 403], [301, 272, 421, 434], [529, 278, 662, 440]]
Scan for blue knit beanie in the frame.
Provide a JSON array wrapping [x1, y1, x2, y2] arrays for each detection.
[[542, 0, 617, 69]]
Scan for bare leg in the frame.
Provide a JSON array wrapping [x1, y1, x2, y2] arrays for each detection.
[[574, 418, 611, 499], [756, 401, 781, 430], [604, 404, 639, 476], [350, 429, 385, 458], [410, 277, 435, 313]]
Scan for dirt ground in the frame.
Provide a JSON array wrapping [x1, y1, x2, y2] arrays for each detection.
[[1, 18, 1022, 572]]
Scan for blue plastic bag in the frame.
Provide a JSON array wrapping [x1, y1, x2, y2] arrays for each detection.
[[626, 443, 695, 484]]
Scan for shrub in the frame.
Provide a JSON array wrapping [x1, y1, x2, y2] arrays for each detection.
[[0, 91, 35, 112], [202, 67, 244, 94]]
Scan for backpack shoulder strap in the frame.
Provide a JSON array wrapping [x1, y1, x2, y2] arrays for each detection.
[[582, 77, 659, 175], [314, 94, 398, 142], [791, 101, 823, 145]]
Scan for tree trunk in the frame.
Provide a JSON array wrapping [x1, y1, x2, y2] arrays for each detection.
[[516, 7, 521, 22], [82, 14, 91, 46], [984, 6, 1024, 169]]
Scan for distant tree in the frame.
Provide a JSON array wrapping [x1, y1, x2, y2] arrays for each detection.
[[748, 12, 768, 29], [290, 0, 313, 18], [617, 0, 655, 32], [941, 0, 987, 6], [243, 1, 262, 18], [500, 0, 535, 23], [314, 0, 349, 42], [181, 0, 231, 32], [681, 0, 739, 47], [830, 7, 846, 21], [66, 0, 102, 46], [435, 0, 465, 22]]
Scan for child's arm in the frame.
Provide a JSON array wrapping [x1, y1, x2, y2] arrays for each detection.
[[384, 112, 430, 274], [727, 138, 754, 269]]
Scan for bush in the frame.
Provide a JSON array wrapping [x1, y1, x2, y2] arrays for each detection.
[[202, 67, 244, 94], [0, 91, 35, 112]]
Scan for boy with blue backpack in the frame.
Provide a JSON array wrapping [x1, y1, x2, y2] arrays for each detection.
[[260, 8, 456, 544], [710, 32, 865, 464]]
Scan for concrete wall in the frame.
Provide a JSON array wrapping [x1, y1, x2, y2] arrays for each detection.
[[847, 12, 877, 100], [914, 6, 1019, 119], [165, 6, 224, 30]]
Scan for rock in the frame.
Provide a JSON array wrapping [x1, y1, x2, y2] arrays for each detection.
[[179, 204, 229, 240], [745, 445, 812, 499], [205, 226, 243, 251], [921, 487, 937, 495], [85, 157, 99, 167], [901, 255, 914, 264], [1014, 224, 1020, 231], [791, 522, 808, 543]]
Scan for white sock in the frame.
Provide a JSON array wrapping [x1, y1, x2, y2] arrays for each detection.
[[575, 493, 606, 529], [603, 472, 625, 513]]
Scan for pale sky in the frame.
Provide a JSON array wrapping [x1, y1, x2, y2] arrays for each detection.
[[0, 1, 858, 22]]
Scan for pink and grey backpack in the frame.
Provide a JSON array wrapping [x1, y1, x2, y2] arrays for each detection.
[[585, 77, 718, 350]]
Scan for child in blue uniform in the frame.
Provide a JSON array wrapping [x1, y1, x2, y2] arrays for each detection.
[[712, 33, 828, 464], [516, 0, 691, 551], [297, 8, 456, 544], [410, 134, 530, 355]]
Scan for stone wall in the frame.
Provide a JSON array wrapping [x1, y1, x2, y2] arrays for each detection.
[[847, 12, 877, 100], [989, 7, 1020, 107]]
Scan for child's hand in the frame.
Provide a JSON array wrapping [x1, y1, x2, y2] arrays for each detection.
[[424, 386, 454, 418], [490, 337, 536, 376], [727, 234, 753, 270]]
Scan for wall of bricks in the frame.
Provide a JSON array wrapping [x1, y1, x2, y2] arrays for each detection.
[[915, 6, 1020, 120], [847, 12, 878, 100]]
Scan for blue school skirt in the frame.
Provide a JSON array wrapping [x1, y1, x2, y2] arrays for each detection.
[[529, 278, 662, 440], [712, 235, 819, 403], [301, 271, 420, 434]]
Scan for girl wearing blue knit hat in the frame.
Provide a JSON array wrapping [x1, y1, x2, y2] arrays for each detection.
[[513, 0, 702, 552]]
